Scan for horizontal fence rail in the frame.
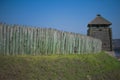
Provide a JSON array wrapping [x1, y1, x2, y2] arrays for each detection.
[[0, 23, 102, 55]]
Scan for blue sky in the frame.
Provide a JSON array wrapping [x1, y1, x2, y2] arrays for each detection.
[[0, 0, 120, 39]]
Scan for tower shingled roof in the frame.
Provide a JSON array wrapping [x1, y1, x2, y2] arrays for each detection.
[[88, 14, 112, 26]]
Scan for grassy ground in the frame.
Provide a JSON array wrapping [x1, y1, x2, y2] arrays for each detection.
[[0, 52, 120, 80]]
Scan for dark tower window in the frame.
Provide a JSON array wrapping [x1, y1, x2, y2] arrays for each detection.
[[99, 29, 102, 31], [103, 43, 106, 46]]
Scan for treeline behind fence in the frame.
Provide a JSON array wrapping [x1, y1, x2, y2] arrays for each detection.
[[0, 23, 102, 55]]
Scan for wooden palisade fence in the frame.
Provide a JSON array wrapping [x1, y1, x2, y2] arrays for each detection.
[[0, 23, 102, 55]]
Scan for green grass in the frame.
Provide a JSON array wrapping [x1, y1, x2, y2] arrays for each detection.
[[0, 52, 120, 80]]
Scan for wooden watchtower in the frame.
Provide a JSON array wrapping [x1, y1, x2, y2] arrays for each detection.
[[87, 14, 112, 51]]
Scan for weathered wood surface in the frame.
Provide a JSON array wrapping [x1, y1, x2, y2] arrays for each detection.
[[0, 23, 102, 55]]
